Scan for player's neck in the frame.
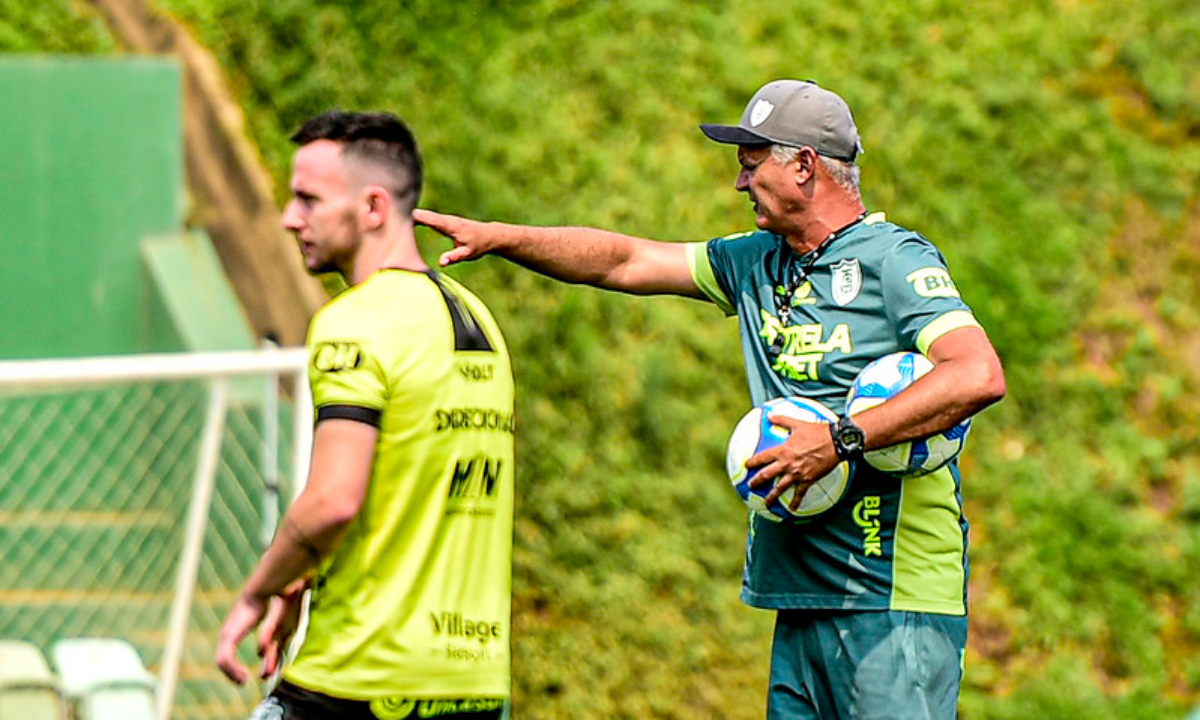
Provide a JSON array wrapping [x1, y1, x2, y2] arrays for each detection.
[[348, 230, 428, 285]]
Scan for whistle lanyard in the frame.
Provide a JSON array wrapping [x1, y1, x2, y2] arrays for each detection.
[[768, 212, 868, 361]]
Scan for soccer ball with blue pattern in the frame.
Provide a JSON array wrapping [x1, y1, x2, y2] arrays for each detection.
[[725, 396, 850, 523], [845, 352, 971, 477]]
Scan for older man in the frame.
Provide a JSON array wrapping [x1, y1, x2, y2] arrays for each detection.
[[416, 80, 1005, 719]]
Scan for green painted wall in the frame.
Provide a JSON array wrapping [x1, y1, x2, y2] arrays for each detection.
[[0, 56, 184, 358], [142, 230, 256, 352]]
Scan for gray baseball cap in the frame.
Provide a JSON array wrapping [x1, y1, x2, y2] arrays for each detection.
[[700, 79, 862, 161]]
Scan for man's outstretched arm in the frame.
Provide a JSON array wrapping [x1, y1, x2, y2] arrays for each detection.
[[415, 209, 706, 299]]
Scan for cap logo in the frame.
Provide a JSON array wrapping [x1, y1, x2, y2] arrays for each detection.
[[749, 99, 775, 127]]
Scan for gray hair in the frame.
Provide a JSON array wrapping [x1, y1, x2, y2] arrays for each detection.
[[770, 144, 861, 193]]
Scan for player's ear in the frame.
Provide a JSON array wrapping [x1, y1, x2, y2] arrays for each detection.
[[361, 186, 390, 231]]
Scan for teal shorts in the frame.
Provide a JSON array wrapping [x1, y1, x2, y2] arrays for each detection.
[[767, 609, 967, 720]]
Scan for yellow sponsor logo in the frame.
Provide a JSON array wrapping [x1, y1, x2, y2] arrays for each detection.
[[853, 495, 883, 557], [906, 267, 961, 298], [759, 310, 852, 381]]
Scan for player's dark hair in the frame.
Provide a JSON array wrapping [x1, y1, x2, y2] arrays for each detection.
[[291, 110, 423, 214]]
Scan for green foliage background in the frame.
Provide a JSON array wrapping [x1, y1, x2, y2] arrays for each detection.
[[9, 0, 1200, 717]]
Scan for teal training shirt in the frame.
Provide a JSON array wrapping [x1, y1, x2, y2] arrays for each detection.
[[687, 213, 982, 615]]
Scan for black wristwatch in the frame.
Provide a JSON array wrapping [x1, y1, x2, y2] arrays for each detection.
[[830, 415, 865, 462]]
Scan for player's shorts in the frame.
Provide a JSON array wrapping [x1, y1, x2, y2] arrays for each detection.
[[248, 680, 507, 720], [766, 609, 967, 720]]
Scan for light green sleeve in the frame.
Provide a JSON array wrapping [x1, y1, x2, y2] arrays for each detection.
[[685, 241, 735, 316]]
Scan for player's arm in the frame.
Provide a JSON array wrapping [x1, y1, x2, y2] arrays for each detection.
[[850, 325, 1006, 451], [242, 417, 376, 598], [216, 417, 377, 684], [755, 326, 1005, 506], [415, 208, 706, 299]]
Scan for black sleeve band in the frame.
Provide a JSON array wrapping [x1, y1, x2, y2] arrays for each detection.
[[316, 404, 382, 427]]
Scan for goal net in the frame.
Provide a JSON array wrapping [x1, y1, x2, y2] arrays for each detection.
[[0, 348, 311, 720]]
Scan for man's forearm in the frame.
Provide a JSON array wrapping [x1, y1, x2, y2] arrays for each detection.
[[238, 417, 375, 602], [240, 510, 344, 602], [486, 223, 643, 289], [856, 329, 1005, 450], [421, 209, 701, 297], [489, 223, 702, 296]]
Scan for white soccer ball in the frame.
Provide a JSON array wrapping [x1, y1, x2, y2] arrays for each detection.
[[845, 352, 971, 477], [725, 396, 850, 523]]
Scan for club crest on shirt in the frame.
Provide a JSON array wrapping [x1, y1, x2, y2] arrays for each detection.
[[831, 258, 862, 306]]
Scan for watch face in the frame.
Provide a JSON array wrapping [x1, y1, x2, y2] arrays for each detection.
[[836, 418, 864, 453]]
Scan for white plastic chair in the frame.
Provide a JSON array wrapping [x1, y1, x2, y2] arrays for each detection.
[[49, 638, 156, 720], [0, 639, 67, 720]]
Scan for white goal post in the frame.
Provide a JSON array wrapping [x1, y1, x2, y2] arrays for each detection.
[[0, 348, 311, 720]]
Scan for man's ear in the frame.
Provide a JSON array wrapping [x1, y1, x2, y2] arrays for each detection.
[[361, 186, 390, 231], [793, 146, 819, 186]]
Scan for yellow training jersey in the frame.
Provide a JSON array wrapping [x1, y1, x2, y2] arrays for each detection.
[[284, 269, 515, 701]]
